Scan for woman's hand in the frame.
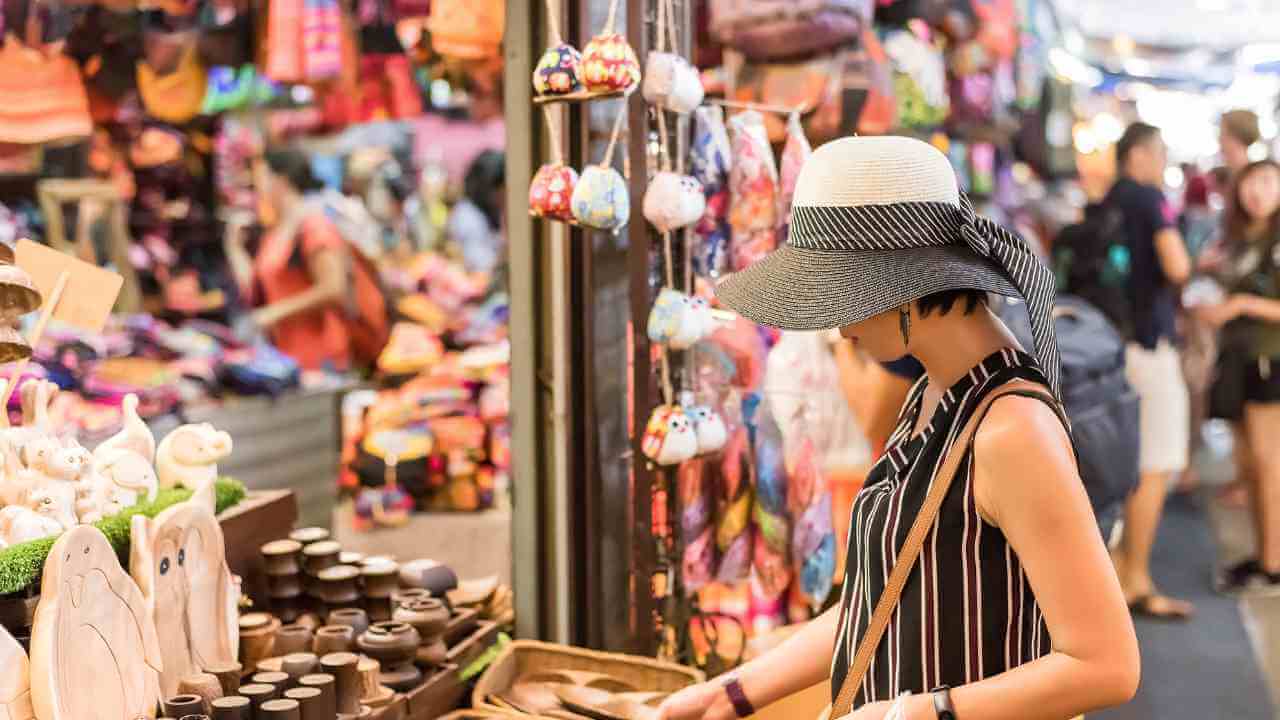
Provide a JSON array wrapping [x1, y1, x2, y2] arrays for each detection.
[[841, 700, 895, 720], [1196, 295, 1247, 327], [656, 681, 736, 720]]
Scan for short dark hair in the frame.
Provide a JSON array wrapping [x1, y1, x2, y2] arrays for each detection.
[[264, 150, 324, 193], [1116, 122, 1161, 169], [916, 289, 987, 317]]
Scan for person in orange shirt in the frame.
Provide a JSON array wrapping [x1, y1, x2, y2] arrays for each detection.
[[223, 150, 386, 371]]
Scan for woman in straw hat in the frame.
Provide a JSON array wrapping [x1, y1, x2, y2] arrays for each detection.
[[658, 137, 1138, 720]]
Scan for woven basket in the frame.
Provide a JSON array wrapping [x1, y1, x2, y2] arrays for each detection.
[[473, 640, 704, 714]]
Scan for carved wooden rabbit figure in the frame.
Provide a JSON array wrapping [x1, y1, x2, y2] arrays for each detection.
[[0, 623, 32, 720], [156, 423, 233, 490], [94, 394, 156, 464]]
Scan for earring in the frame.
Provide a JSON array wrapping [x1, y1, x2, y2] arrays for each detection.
[[899, 305, 911, 348]]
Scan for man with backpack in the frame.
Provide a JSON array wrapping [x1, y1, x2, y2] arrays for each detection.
[[1101, 122, 1195, 620]]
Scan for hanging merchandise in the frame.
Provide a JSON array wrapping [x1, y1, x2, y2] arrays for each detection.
[[427, 0, 504, 60], [850, 27, 897, 135], [972, 0, 1018, 62], [197, 0, 254, 67], [644, 112, 705, 235], [642, 404, 700, 466], [716, 423, 754, 584], [529, 108, 579, 221], [970, 140, 996, 196], [727, 111, 778, 272], [302, 0, 344, 80], [137, 34, 207, 124], [359, 53, 424, 121], [643, 0, 704, 114], [0, 38, 92, 144], [709, 0, 872, 63], [749, 398, 791, 601], [647, 287, 718, 350], [777, 113, 811, 244], [680, 457, 717, 595], [532, 0, 583, 98], [691, 106, 732, 278], [688, 405, 729, 455], [570, 102, 631, 232], [581, 0, 641, 94], [883, 27, 948, 129]]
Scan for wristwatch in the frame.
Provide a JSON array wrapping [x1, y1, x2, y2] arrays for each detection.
[[720, 673, 756, 719], [931, 686, 957, 720]]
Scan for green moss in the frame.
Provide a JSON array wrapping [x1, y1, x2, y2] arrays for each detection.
[[0, 478, 246, 596]]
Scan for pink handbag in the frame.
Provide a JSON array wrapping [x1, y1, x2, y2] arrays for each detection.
[[709, 0, 872, 61]]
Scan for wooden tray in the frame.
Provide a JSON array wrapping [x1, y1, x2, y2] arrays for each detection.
[[405, 664, 467, 719], [444, 607, 482, 647], [447, 620, 501, 671], [472, 640, 702, 715], [532, 89, 626, 105]]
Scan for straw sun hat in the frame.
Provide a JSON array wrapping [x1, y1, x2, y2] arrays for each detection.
[[715, 135, 1061, 395]]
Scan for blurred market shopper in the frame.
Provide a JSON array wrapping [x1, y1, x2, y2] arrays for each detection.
[[223, 150, 388, 371], [1200, 160, 1280, 597], [1220, 109, 1262, 179], [1206, 109, 1267, 508], [447, 150, 507, 277], [1103, 122, 1194, 621], [660, 137, 1137, 720]]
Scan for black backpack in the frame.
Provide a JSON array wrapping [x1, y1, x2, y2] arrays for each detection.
[[995, 294, 1140, 540], [1051, 204, 1136, 340]]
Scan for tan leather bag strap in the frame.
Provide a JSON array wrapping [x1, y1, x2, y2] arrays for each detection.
[[830, 379, 1056, 718]]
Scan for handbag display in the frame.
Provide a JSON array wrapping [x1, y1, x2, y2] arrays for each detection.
[[137, 39, 208, 124], [427, 0, 504, 60], [829, 379, 1068, 717], [0, 37, 93, 144], [642, 0, 703, 113], [581, 0, 641, 94], [709, 0, 872, 62], [729, 28, 895, 144], [569, 104, 630, 233]]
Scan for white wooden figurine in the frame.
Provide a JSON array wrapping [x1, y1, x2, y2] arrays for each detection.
[[155, 423, 232, 491]]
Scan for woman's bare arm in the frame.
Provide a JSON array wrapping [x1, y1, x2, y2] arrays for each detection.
[[868, 396, 1138, 720], [251, 246, 347, 329], [659, 607, 840, 720]]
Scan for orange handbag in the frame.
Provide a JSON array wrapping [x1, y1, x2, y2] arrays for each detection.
[[137, 41, 208, 124], [0, 37, 92, 144], [427, 0, 504, 60]]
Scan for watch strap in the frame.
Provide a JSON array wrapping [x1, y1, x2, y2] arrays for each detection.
[[931, 686, 956, 720], [721, 675, 756, 718]]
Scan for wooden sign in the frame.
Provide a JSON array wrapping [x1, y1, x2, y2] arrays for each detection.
[[15, 239, 122, 333], [30, 525, 163, 720]]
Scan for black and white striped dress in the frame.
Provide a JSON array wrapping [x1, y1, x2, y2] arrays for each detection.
[[830, 348, 1053, 706]]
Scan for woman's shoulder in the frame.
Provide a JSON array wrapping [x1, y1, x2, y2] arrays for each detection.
[[972, 393, 1073, 473]]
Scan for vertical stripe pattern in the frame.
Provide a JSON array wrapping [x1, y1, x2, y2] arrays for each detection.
[[790, 196, 1061, 398], [830, 349, 1054, 707]]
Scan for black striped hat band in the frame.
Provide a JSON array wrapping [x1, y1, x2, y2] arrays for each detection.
[[790, 194, 1061, 399]]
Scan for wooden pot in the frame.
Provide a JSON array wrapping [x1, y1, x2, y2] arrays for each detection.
[[273, 624, 314, 656], [314, 565, 361, 607], [238, 613, 282, 671], [261, 540, 304, 576], [289, 527, 330, 545], [392, 598, 449, 639], [302, 541, 342, 576], [359, 561, 400, 600], [313, 625, 356, 655]]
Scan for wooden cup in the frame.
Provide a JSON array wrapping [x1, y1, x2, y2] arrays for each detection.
[[319, 653, 362, 715], [209, 696, 252, 720], [163, 694, 208, 718], [284, 687, 325, 720], [258, 698, 302, 720], [297, 674, 337, 720]]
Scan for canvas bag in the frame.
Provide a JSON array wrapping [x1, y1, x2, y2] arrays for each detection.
[[709, 0, 872, 62]]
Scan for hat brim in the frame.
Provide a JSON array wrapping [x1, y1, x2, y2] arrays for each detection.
[[715, 244, 1022, 332]]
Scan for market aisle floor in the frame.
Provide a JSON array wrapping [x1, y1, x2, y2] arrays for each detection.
[[1095, 425, 1274, 720]]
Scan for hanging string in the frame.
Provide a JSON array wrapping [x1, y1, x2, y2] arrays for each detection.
[[654, 0, 667, 54], [600, 93, 630, 168], [543, 0, 562, 45], [542, 105, 565, 165], [664, 0, 679, 61], [602, 0, 622, 35]]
